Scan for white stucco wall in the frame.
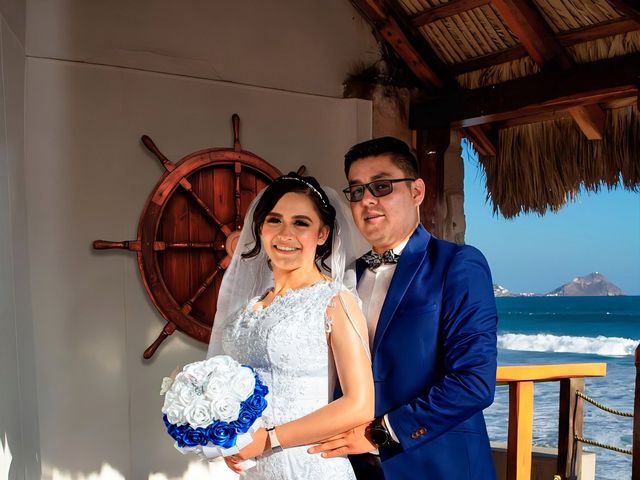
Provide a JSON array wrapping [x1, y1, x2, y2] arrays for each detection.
[[0, 1, 40, 479], [19, 2, 375, 479], [26, 0, 379, 98]]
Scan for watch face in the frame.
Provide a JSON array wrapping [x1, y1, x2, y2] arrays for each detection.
[[370, 426, 389, 446]]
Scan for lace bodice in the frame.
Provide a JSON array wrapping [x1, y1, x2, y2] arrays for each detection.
[[221, 280, 356, 480]]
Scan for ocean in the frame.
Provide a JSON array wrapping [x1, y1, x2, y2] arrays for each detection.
[[485, 296, 639, 480]]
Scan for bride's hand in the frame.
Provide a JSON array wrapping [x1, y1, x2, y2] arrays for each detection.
[[223, 455, 245, 475], [236, 427, 270, 460]]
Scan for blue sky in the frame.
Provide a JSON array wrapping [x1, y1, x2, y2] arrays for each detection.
[[461, 141, 640, 295]]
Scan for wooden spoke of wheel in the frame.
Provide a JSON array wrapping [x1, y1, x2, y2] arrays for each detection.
[[93, 240, 141, 251], [143, 321, 177, 359], [180, 255, 232, 315], [154, 241, 226, 251], [142, 134, 232, 237], [234, 162, 242, 230], [94, 240, 226, 251], [178, 181, 233, 237]]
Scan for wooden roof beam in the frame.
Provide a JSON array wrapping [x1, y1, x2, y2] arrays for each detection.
[[607, 0, 640, 24], [492, 0, 572, 69], [410, 53, 640, 128], [492, 0, 610, 139], [411, 0, 491, 26], [463, 125, 497, 156], [350, 0, 453, 90], [567, 104, 606, 140], [450, 18, 640, 75]]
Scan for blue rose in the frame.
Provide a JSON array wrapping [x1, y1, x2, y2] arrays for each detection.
[[206, 422, 238, 449], [231, 408, 257, 434], [254, 378, 269, 397], [244, 393, 268, 415], [167, 423, 190, 446], [184, 427, 207, 447], [162, 415, 172, 428], [167, 423, 183, 440]]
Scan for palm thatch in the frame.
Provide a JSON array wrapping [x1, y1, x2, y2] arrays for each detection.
[[365, 0, 640, 219], [479, 104, 640, 218], [456, 56, 539, 89]]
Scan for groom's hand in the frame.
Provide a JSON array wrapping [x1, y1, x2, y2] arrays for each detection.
[[307, 421, 375, 458]]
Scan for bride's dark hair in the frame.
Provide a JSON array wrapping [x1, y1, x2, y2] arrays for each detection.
[[242, 173, 336, 272]]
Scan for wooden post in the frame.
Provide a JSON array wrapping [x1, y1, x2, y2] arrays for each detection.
[[507, 380, 534, 480], [557, 377, 585, 479], [415, 127, 449, 238], [633, 344, 640, 480]]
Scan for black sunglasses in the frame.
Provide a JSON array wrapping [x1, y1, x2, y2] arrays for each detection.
[[342, 178, 416, 202]]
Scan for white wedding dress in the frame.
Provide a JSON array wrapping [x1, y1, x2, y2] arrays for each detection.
[[221, 280, 357, 480]]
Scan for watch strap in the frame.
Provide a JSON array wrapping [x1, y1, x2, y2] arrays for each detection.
[[266, 427, 283, 453]]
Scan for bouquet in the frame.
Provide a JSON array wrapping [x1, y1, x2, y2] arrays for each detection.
[[161, 355, 269, 467]]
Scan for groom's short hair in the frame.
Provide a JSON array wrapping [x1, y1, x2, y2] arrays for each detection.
[[344, 136, 419, 178]]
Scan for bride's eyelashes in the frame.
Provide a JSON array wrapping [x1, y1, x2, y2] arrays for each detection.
[[264, 216, 311, 228]]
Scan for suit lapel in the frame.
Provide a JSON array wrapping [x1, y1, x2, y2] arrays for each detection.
[[356, 258, 366, 282], [371, 225, 431, 358]]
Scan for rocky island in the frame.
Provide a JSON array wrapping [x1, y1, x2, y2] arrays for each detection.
[[494, 272, 625, 297]]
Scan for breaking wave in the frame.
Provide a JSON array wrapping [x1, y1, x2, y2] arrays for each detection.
[[498, 333, 639, 356]]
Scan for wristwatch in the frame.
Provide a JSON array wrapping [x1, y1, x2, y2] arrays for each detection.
[[368, 416, 391, 447], [266, 427, 283, 453]]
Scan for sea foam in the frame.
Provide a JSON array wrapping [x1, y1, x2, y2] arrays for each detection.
[[498, 333, 639, 356]]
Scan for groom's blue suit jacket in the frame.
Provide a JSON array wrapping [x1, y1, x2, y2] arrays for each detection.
[[357, 225, 498, 480]]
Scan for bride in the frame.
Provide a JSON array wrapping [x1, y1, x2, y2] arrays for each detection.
[[207, 173, 373, 479]]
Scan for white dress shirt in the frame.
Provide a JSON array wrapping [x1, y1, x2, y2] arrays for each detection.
[[358, 236, 411, 444]]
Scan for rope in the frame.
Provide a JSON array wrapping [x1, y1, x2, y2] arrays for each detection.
[[575, 390, 634, 417], [574, 435, 632, 455]]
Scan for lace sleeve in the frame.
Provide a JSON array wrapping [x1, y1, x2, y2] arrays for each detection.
[[326, 289, 371, 361]]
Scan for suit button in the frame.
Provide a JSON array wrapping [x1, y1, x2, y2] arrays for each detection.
[[419, 427, 427, 434]]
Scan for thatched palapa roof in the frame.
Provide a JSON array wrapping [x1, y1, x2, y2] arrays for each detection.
[[350, 0, 640, 217]]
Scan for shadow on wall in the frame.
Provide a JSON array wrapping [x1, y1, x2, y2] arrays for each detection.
[[1, 434, 12, 480], [150, 460, 237, 479], [40, 460, 238, 480]]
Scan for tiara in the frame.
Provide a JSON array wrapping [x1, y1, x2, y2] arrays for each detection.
[[276, 176, 328, 207]]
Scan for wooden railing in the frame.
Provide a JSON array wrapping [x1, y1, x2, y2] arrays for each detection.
[[496, 363, 607, 480]]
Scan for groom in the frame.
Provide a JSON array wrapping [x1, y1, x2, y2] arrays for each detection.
[[310, 137, 498, 479]]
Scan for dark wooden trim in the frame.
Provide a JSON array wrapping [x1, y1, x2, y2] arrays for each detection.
[[558, 378, 585, 480], [492, 0, 572, 69], [415, 127, 449, 237], [411, 0, 491, 26], [411, 53, 640, 128]]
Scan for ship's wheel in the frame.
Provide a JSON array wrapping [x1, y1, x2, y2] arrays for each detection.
[[94, 115, 300, 359]]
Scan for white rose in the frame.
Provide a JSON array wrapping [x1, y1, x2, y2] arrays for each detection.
[[183, 361, 210, 384], [175, 382, 197, 406], [211, 392, 241, 423], [204, 377, 226, 401], [205, 355, 239, 382], [183, 399, 213, 428], [162, 389, 181, 412], [230, 367, 256, 401], [164, 404, 184, 425]]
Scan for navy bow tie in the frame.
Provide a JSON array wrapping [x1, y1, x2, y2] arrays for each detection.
[[361, 250, 400, 271]]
